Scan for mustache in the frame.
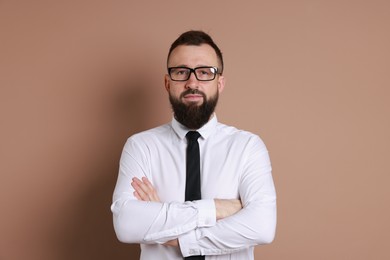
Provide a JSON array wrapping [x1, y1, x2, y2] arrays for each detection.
[[180, 89, 206, 99]]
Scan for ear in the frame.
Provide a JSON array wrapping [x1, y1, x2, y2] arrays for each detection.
[[164, 74, 170, 92], [217, 75, 225, 94]]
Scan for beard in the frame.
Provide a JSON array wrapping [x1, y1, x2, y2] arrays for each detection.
[[169, 89, 219, 129]]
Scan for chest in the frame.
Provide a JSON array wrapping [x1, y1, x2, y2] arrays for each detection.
[[146, 139, 247, 202]]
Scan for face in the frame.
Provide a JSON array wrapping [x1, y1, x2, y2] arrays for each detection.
[[165, 44, 225, 128], [165, 44, 225, 105]]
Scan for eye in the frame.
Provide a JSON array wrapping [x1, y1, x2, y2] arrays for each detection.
[[198, 68, 212, 75], [173, 68, 189, 75]]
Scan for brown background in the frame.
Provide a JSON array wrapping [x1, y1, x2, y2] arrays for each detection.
[[1, 0, 389, 259]]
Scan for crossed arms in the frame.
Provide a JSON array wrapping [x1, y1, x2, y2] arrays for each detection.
[[131, 177, 243, 247], [111, 136, 277, 257]]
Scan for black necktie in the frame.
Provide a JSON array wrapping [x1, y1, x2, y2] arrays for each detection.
[[185, 131, 204, 259]]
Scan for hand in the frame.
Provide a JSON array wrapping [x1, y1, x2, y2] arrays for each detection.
[[214, 199, 242, 220], [164, 239, 179, 247], [131, 177, 161, 202], [131, 178, 178, 247]]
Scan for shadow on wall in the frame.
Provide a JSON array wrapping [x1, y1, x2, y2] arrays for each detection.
[[54, 77, 154, 259]]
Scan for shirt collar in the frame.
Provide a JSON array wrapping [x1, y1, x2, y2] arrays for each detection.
[[171, 113, 218, 140]]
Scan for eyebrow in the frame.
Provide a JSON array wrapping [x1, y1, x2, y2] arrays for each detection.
[[169, 64, 217, 68]]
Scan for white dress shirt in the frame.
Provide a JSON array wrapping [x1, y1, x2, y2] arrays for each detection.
[[111, 115, 277, 259]]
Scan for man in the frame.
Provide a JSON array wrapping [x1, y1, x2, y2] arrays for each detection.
[[111, 30, 276, 260]]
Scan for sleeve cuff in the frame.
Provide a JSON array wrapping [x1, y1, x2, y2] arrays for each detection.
[[178, 229, 202, 257], [194, 199, 216, 227]]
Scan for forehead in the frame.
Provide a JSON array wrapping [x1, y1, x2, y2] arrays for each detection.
[[168, 44, 219, 67]]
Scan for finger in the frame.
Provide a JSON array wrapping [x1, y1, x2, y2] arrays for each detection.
[[131, 179, 149, 201], [134, 177, 152, 194], [142, 177, 153, 188], [132, 177, 149, 193], [132, 177, 157, 201], [142, 177, 156, 194], [132, 177, 161, 202], [142, 177, 160, 202], [133, 191, 142, 201]]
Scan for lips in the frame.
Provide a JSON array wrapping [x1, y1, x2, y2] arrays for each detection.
[[184, 94, 202, 98], [180, 89, 206, 103], [183, 94, 203, 102]]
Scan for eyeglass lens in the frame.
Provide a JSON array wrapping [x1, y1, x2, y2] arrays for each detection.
[[169, 67, 217, 81]]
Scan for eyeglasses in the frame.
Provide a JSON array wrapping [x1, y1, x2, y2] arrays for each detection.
[[168, 66, 220, 81]]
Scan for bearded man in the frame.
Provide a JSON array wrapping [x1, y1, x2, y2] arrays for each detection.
[[111, 30, 277, 260]]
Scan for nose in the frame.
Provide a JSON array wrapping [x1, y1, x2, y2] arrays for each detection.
[[185, 71, 199, 89]]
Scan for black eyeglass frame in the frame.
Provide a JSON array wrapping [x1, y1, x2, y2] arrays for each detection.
[[167, 66, 221, 82]]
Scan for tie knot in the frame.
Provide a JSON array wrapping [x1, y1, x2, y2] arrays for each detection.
[[186, 131, 201, 142]]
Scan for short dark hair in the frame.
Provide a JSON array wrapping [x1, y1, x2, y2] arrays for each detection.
[[167, 30, 224, 74]]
